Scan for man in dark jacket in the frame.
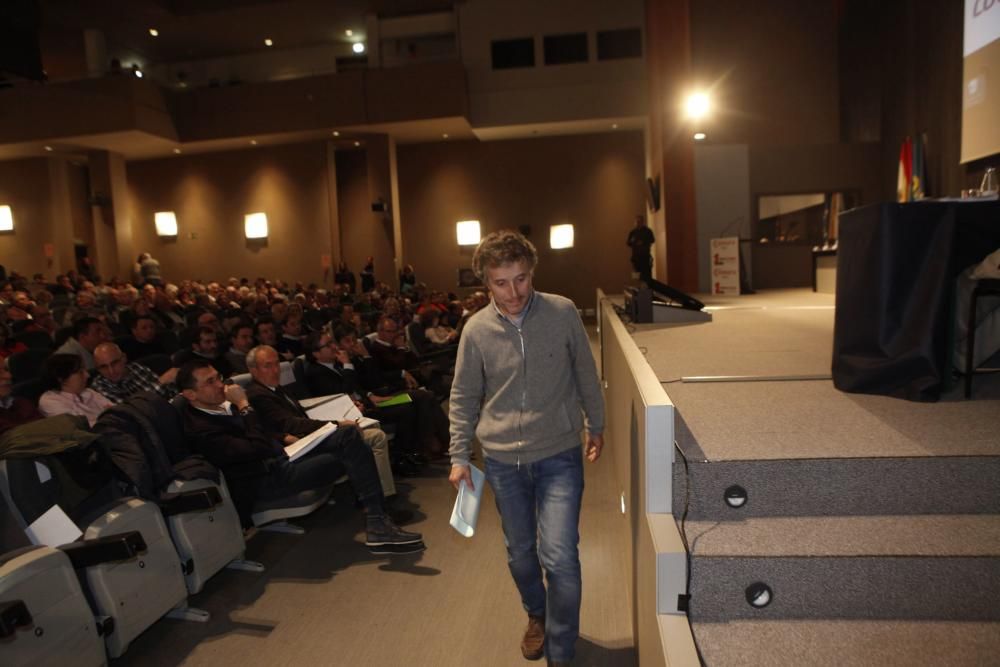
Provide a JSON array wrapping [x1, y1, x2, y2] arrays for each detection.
[[244, 345, 398, 497], [176, 358, 422, 553]]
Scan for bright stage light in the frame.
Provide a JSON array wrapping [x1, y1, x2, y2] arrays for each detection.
[[685, 92, 711, 120]]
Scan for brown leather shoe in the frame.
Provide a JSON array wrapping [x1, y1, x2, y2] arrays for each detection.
[[521, 614, 545, 660]]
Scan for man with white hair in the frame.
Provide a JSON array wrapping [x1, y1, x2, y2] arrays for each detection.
[[243, 345, 399, 502]]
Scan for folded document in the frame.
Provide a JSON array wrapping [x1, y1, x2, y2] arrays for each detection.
[[449, 464, 486, 538]]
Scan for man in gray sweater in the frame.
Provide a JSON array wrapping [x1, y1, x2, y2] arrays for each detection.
[[449, 230, 604, 667]]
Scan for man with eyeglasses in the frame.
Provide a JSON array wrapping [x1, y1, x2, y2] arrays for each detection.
[[91, 342, 178, 403], [176, 358, 423, 553]]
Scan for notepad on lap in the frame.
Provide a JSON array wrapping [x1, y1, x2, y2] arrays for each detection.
[[285, 421, 337, 461], [449, 464, 486, 538]]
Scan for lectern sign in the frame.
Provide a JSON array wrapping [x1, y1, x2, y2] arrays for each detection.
[[710, 237, 740, 295]]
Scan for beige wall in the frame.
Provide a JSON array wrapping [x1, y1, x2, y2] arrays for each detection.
[[397, 131, 645, 308], [0, 159, 55, 278], [127, 141, 336, 285]]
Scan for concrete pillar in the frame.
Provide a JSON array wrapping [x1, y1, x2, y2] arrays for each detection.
[[365, 135, 401, 285], [325, 141, 342, 284], [88, 150, 135, 283], [45, 158, 76, 276]]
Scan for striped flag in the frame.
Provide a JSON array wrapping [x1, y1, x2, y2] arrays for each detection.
[[897, 136, 913, 203]]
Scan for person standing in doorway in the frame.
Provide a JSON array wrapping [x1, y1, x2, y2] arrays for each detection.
[[626, 215, 655, 283], [448, 230, 605, 667]]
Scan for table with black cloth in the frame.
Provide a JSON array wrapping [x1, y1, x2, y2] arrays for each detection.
[[832, 201, 1000, 401]]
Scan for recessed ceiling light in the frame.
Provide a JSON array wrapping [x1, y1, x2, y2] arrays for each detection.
[[264, 38, 273, 47], [354, 141, 361, 147], [133, 68, 143, 78], [693, 132, 707, 141], [173, 148, 182, 154], [149, 28, 159, 37], [332, 131, 340, 137], [44, 146, 53, 152], [345, 29, 353, 37], [250, 139, 258, 145], [442, 133, 449, 139], [352, 42, 365, 54], [611, 123, 619, 129]]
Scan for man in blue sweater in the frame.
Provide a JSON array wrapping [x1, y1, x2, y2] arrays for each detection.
[[448, 230, 605, 667]]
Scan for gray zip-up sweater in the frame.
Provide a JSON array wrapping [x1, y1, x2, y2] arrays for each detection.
[[448, 290, 604, 466]]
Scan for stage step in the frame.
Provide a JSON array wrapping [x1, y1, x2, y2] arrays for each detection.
[[691, 619, 1000, 667], [672, 455, 1000, 519], [684, 515, 1000, 623]]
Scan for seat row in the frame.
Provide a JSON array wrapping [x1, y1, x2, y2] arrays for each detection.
[[0, 389, 336, 666]]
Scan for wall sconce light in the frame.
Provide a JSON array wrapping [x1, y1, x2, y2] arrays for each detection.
[[245, 212, 269, 239], [154, 211, 178, 236], [456, 220, 481, 246], [550, 224, 574, 249], [0, 206, 13, 232]]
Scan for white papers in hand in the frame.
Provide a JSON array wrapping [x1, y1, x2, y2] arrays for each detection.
[[449, 464, 485, 538], [26, 504, 83, 547], [284, 421, 337, 461]]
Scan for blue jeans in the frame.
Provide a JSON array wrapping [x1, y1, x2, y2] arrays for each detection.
[[485, 446, 585, 662]]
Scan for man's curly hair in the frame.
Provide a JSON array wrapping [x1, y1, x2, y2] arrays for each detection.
[[472, 230, 538, 280]]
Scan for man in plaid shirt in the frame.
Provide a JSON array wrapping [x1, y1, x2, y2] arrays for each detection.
[[92, 342, 178, 403]]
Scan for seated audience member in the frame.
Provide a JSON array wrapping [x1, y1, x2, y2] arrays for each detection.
[[366, 315, 451, 397], [176, 359, 422, 552], [119, 314, 167, 360], [254, 317, 279, 349], [6, 291, 34, 321], [0, 324, 29, 362], [54, 316, 109, 371], [38, 353, 113, 426], [91, 342, 177, 403], [350, 325, 451, 459], [244, 345, 399, 495], [303, 331, 423, 475], [225, 322, 255, 374], [173, 325, 232, 377], [424, 310, 459, 345], [67, 289, 105, 324], [276, 317, 304, 359], [0, 366, 42, 434]]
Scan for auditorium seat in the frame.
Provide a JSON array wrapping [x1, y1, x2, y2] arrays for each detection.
[[0, 426, 200, 658], [965, 278, 1000, 398], [95, 393, 259, 594]]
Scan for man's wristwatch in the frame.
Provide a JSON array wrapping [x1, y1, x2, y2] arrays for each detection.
[[237, 404, 253, 416]]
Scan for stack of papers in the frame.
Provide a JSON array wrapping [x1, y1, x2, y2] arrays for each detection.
[[306, 394, 379, 429], [449, 465, 486, 538], [284, 421, 337, 461]]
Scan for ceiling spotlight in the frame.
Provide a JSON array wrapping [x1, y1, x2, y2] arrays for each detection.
[[694, 132, 707, 141], [352, 42, 365, 54], [250, 139, 258, 146], [345, 29, 353, 37], [149, 28, 159, 37], [612, 123, 619, 129], [353, 141, 361, 147], [684, 92, 711, 120], [173, 148, 182, 154], [442, 133, 449, 139], [132, 65, 143, 78], [44, 146, 53, 152], [332, 131, 340, 137], [264, 38, 273, 47]]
